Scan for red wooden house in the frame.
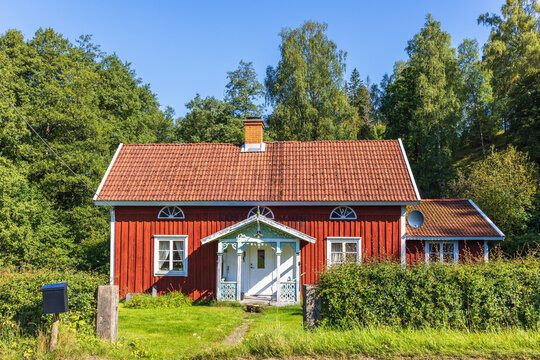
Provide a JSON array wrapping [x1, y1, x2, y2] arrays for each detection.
[[94, 119, 504, 304]]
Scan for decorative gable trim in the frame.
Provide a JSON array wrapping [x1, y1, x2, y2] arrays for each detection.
[[398, 138, 421, 201], [93, 143, 123, 201], [468, 199, 505, 239], [200, 215, 316, 244]]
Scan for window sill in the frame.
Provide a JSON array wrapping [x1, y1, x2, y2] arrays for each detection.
[[154, 272, 187, 277]]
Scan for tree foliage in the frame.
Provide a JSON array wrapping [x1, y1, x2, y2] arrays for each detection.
[[0, 29, 174, 270], [265, 21, 360, 141], [450, 146, 537, 241], [381, 15, 461, 197]]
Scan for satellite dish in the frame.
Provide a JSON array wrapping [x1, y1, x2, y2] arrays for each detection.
[[407, 210, 425, 228]]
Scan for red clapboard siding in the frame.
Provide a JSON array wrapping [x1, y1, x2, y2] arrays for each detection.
[[113, 206, 402, 299], [406, 239, 485, 265]]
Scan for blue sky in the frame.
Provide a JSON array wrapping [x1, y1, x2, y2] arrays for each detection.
[[1, 0, 503, 116]]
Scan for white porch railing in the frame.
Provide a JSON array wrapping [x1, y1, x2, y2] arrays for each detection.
[[279, 281, 296, 303], [220, 281, 237, 301]]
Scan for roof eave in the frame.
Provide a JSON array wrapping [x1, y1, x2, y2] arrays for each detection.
[[406, 236, 505, 241], [94, 200, 421, 206], [398, 138, 421, 201], [93, 143, 124, 202]]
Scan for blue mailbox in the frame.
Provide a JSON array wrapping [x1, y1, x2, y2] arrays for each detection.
[[41, 282, 68, 314]]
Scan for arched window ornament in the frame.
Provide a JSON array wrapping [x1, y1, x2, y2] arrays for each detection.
[[247, 206, 274, 219], [158, 206, 185, 219], [330, 206, 357, 220]]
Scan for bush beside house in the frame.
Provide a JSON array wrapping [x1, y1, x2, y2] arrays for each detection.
[[318, 257, 540, 330], [0, 265, 106, 335]]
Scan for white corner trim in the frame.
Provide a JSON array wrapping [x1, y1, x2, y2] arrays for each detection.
[[94, 143, 123, 201], [400, 206, 406, 266], [109, 208, 115, 285], [200, 215, 316, 244], [153, 235, 189, 277], [468, 199, 505, 238], [398, 138, 421, 201], [326, 237, 362, 266]]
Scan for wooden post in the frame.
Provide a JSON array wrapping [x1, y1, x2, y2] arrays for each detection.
[[236, 252, 242, 301], [49, 313, 59, 351]]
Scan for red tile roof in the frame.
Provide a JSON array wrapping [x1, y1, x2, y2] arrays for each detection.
[[406, 199, 504, 239], [95, 140, 419, 203]]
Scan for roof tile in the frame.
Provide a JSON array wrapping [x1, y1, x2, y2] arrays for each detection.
[[98, 140, 418, 202], [406, 199, 502, 238]]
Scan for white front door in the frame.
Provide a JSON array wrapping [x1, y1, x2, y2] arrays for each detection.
[[246, 245, 275, 296]]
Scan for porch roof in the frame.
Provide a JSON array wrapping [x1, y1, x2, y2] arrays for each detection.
[[200, 215, 316, 244]]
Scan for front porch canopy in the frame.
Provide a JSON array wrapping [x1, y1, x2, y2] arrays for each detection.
[[200, 215, 315, 304]]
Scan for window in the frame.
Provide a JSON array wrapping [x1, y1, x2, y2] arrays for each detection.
[[425, 241, 458, 264], [154, 235, 188, 276], [330, 206, 357, 220], [326, 237, 361, 265], [158, 206, 185, 219], [257, 249, 265, 268], [247, 206, 274, 219]]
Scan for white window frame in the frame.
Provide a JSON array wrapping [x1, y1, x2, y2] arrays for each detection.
[[330, 206, 357, 220], [326, 237, 362, 265], [154, 235, 188, 276], [158, 206, 185, 219], [247, 206, 274, 219], [425, 241, 459, 264]]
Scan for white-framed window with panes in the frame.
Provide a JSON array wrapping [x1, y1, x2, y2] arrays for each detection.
[[425, 241, 459, 264], [154, 235, 188, 276], [326, 237, 361, 266]]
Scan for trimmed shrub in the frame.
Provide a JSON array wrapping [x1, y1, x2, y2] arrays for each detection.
[[318, 257, 540, 330], [124, 291, 191, 309], [0, 265, 106, 334]]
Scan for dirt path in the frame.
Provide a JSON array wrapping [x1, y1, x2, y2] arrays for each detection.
[[223, 314, 255, 345]]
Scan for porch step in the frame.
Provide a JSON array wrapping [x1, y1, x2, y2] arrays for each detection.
[[242, 295, 274, 305]]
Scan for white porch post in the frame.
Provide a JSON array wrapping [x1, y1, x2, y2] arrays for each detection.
[[400, 206, 407, 268], [236, 249, 242, 301], [216, 242, 223, 301], [276, 249, 281, 303], [295, 242, 300, 303], [484, 240, 489, 263]]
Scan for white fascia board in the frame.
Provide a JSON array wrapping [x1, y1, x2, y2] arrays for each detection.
[[406, 236, 504, 241], [94, 200, 421, 207], [398, 138, 421, 201], [93, 143, 123, 201], [200, 215, 316, 244], [468, 199, 505, 238]]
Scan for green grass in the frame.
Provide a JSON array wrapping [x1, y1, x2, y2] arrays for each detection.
[[3, 303, 539, 359], [203, 305, 540, 359], [118, 303, 245, 359]]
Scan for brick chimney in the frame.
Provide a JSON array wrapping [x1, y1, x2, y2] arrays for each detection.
[[242, 117, 265, 152]]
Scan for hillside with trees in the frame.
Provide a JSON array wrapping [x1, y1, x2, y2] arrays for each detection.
[[0, 0, 538, 271]]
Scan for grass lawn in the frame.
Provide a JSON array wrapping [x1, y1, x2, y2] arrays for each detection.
[[209, 305, 540, 359], [118, 303, 245, 359]]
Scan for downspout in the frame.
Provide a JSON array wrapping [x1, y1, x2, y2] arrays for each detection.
[[110, 208, 116, 285]]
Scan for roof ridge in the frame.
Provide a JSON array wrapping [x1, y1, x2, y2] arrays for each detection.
[[120, 139, 400, 146]]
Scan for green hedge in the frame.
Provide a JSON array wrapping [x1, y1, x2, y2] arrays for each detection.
[[124, 291, 192, 309], [0, 266, 106, 334], [318, 258, 540, 330]]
